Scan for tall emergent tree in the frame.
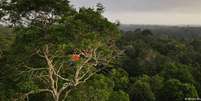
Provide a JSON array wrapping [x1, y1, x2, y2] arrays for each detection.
[[0, 0, 121, 101]]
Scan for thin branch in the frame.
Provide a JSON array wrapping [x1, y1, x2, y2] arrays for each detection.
[[57, 61, 64, 74], [74, 56, 92, 85], [22, 89, 53, 100], [55, 73, 71, 82], [78, 67, 91, 81]]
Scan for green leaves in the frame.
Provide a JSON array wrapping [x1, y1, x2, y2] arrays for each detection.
[[0, 1, 123, 100], [0, 0, 74, 26], [159, 79, 198, 101], [67, 74, 129, 101], [108, 90, 129, 101], [17, 81, 39, 93], [129, 78, 155, 101]]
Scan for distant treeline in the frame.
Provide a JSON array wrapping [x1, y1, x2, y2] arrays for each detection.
[[120, 24, 201, 39]]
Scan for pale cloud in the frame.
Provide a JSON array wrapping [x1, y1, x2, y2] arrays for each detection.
[[70, 0, 201, 25]]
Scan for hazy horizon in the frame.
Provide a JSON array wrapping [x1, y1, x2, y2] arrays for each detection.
[[70, 0, 201, 26]]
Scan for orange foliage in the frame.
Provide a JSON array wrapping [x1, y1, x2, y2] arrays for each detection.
[[71, 54, 80, 62]]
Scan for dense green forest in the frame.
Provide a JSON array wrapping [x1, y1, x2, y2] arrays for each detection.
[[0, 0, 201, 101]]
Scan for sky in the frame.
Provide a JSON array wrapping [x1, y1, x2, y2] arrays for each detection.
[[70, 0, 201, 25]]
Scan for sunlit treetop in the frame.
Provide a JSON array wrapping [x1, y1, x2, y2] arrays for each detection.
[[0, 0, 75, 26]]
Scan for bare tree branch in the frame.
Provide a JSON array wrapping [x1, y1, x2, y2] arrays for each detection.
[[19, 45, 111, 101]]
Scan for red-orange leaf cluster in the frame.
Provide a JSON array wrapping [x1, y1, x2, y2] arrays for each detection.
[[71, 54, 80, 62]]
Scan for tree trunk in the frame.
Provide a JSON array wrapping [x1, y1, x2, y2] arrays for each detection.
[[54, 94, 60, 101], [54, 96, 59, 101]]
